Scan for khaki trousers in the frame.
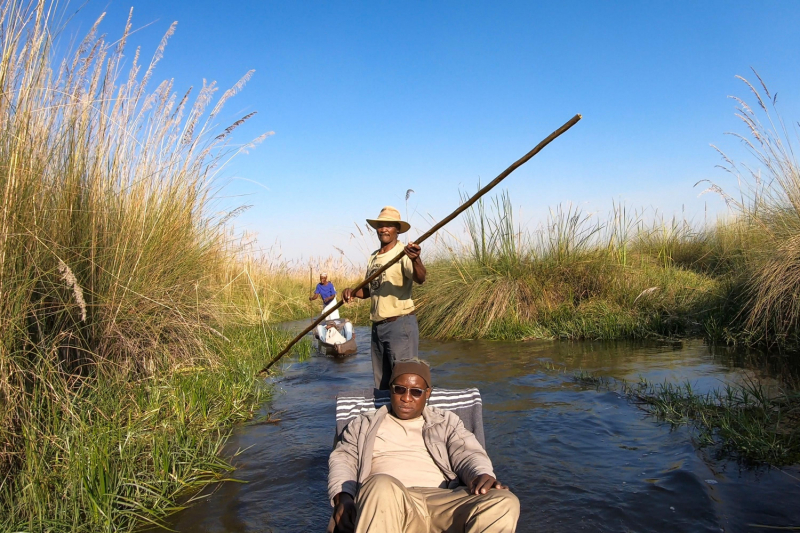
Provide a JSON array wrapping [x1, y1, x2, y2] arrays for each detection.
[[355, 474, 520, 533]]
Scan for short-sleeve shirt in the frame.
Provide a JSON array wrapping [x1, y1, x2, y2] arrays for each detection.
[[366, 242, 415, 322], [315, 282, 336, 302]]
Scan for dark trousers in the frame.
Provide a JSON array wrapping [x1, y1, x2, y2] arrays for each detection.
[[370, 314, 419, 390]]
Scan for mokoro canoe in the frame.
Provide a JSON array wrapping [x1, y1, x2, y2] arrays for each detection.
[[314, 318, 357, 357]]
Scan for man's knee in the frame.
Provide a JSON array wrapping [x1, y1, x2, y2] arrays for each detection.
[[477, 489, 520, 518], [492, 490, 520, 514]]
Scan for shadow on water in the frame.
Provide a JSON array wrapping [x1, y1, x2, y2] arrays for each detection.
[[153, 324, 800, 532]]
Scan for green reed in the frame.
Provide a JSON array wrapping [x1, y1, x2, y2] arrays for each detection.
[[574, 371, 800, 466], [0, 327, 311, 532], [417, 193, 724, 341], [0, 2, 314, 531]]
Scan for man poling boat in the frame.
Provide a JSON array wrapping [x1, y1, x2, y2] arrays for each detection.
[[266, 114, 583, 533], [309, 273, 357, 356], [259, 113, 583, 374], [341, 206, 426, 389]]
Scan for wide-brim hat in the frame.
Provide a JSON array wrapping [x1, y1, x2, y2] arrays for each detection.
[[366, 206, 411, 234]]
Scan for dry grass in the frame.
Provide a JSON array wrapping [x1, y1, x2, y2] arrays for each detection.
[[698, 72, 800, 350], [219, 245, 366, 323], [416, 197, 725, 341], [0, 2, 313, 530]]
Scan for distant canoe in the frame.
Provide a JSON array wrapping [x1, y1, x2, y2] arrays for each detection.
[[314, 318, 357, 357]]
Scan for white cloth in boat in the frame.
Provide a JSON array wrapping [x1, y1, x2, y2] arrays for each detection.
[[325, 326, 347, 345]]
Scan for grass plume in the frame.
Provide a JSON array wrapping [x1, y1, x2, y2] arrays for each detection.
[[0, 2, 311, 530]]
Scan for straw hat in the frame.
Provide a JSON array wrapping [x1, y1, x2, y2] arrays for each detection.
[[366, 206, 410, 234]]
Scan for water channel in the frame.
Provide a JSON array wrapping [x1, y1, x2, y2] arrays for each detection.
[[158, 324, 800, 532]]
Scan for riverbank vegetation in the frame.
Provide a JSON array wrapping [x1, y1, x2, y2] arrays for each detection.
[[0, 3, 311, 530], [0, 328, 310, 531], [574, 371, 800, 466], [416, 197, 728, 342], [233, 254, 365, 323], [4, 0, 800, 529], [415, 80, 800, 354]]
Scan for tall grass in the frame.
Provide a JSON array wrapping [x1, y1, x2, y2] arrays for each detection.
[[713, 74, 800, 350], [417, 196, 724, 341], [222, 249, 367, 324], [417, 73, 800, 350], [0, 327, 311, 532], [0, 1, 313, 530]]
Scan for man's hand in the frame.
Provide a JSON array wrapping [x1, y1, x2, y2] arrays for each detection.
[[332, 492, 356, 533], [469, 474, 508, 495], [343, 288, 367, 303], [404, 242, 422, 262]]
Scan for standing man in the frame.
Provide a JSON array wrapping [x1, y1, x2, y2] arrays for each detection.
[[311, 272, 339, 320], [342, 206, 426, 389]]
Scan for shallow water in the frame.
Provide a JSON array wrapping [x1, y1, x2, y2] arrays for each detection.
[[158, 325, 800, 532]]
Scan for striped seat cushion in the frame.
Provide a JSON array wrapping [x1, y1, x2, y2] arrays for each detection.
[[335, 388, 485, 448]]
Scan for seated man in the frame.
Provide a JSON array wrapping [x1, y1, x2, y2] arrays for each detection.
[[328, 360, 520, 533]]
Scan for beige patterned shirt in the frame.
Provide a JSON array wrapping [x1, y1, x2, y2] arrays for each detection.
[[366, 242, 415, 322]]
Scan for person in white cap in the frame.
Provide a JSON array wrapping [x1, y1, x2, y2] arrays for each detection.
[[310, 272, 340, 320], [342, 206, 426, 389]]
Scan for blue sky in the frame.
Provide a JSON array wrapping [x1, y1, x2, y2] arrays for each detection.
[[68, 1, 800, 264]]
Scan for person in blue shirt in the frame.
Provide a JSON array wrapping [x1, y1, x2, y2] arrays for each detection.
[[310, 272, 337, 311]]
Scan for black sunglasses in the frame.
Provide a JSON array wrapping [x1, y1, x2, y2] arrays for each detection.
[[391, 384, 427, 398]]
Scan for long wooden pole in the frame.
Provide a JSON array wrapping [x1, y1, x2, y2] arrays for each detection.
[[260, 113, 582, 373]]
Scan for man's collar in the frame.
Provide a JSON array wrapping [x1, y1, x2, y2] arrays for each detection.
[[421, 405, 444, 426]]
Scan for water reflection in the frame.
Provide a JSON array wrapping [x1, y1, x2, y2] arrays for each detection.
[[156, 328, 800, 532]]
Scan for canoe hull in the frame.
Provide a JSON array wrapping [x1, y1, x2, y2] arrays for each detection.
[[317, 335, 357, 357], [314, 318, 357, 357]]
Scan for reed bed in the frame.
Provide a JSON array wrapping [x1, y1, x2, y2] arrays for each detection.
[[222, 249, 367, 325], [416, 198, 727, 341], [0, 2, 312, 530], [417, 77, 800, 350], [573, 371, 800, 466], [0, 327, 311, 532]]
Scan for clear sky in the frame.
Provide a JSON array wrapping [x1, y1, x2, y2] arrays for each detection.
[[67, 1, 800, 265]]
